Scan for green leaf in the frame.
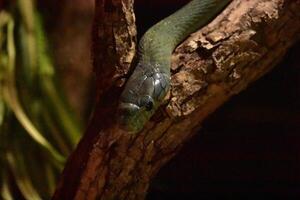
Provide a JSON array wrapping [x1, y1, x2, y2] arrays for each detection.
[[0, 171, 14, 200], [6, 152, 42, 200], [1, 13, 65, 166]]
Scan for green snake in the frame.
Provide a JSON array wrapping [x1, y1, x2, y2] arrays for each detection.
[[118, 0, 231, 132]]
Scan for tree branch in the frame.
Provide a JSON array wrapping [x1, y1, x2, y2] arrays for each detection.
[[53, 0, 300, 199]]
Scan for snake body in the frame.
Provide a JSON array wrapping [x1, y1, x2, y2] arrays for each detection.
[[119, 0, 231, 132]]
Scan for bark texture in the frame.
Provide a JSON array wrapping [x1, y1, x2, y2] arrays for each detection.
[[53, 0, 300, 199]]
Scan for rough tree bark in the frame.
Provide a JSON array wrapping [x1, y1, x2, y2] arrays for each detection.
[[53, 0, 300, 199]]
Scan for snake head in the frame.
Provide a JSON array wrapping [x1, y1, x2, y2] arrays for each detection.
[[118, 63, 169, 133]]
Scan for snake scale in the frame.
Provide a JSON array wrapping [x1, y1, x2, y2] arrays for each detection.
[[118, 0, 231, 132]]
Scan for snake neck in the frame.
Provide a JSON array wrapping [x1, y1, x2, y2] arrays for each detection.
[[138, 0, 231, 68]]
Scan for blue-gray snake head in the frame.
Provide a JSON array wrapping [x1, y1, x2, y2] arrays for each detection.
[[118, 62, 170, 133]]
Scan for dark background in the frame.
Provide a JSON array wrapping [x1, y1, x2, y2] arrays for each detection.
[[148, 43, 300, 199], [133, 1, 300, 199]]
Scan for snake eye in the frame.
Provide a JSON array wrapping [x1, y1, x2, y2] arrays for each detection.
[[145, 100, 153, 111], [139, 95, 154, 111]]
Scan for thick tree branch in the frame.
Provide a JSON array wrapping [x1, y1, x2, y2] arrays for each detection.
[[53, 0, 300, 199]]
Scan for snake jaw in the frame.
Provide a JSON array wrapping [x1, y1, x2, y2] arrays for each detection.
[[117, 102, 152, 133]]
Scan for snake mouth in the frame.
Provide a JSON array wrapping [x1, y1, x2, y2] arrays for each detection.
[[117, 102, 143, 132], [118, 102, 140, 116]]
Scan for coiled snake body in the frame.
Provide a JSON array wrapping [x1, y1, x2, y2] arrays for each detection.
[[119, 0, 231, 132]]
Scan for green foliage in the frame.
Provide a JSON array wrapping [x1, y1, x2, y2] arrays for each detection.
[[0, 0, 83, 199]]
